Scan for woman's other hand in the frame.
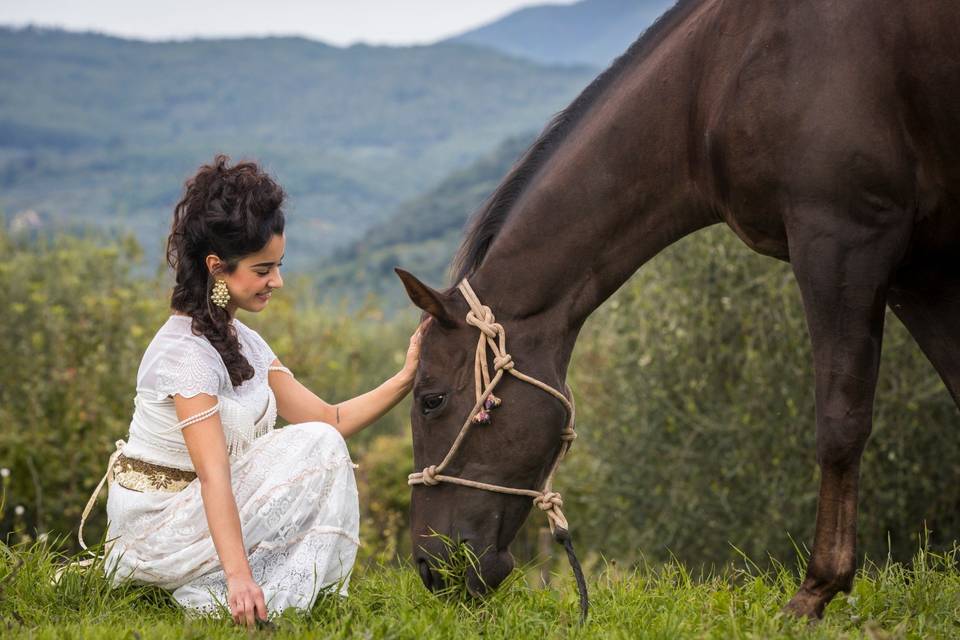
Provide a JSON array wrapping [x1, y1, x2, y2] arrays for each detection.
[[226, 572, 268, 627], [399, 317, 430, 385]]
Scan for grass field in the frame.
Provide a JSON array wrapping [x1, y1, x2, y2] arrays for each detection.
[[2, 536, 959, 639]]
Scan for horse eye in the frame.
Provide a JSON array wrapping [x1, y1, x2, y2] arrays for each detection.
[[421, 393, 446, 415]]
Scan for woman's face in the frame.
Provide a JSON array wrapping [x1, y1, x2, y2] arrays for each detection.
[[207, 233, 285, 315]]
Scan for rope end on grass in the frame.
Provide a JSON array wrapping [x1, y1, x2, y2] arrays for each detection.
[[553, 526, 589, 624]]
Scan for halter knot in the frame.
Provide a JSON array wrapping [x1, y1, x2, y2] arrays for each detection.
[[493, 354, 514, 371], [534, 491, 564, 511], [421, 465, 440, 486], [536, 492, 570, 535], [560, 428, 577, 442], [466, 307, 499, 338]]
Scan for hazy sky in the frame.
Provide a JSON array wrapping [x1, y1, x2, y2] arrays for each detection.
[[0, 1, 578, 46]]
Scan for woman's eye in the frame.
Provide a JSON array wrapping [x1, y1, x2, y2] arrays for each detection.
[[421, 393, 446, 415]]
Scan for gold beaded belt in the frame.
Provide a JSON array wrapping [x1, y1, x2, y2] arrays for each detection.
[[112, 453, 197, 493]]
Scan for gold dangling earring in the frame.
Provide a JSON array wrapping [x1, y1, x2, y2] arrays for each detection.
[[211, 279, 230, 308]]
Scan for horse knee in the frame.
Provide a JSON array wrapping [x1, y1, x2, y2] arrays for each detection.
[[815, 411, 872, 469]]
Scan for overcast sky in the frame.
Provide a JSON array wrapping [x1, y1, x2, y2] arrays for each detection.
[[0, 1, 578, 46]]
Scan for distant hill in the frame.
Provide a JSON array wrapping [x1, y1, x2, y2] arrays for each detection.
[[315, 134, 535, 304], [448, 0, 674, 67], [0, 27, 594, 272]]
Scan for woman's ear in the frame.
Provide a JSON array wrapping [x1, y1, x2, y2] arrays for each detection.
[[205, 254, 223, 276], [205, 253, 220, 276], [395, 268, 457, 328]]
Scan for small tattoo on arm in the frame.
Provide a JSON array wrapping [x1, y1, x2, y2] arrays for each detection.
[[336, 406, 341, 425]]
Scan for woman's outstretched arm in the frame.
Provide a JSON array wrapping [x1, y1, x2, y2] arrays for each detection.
[[270, 319, 427, 438], [176, 392, 267, 626]]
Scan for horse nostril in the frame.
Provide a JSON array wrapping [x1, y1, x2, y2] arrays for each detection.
[[418, 558, 434, 591]]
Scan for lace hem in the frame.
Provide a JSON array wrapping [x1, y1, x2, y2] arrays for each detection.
[[110, 518, 359, 609]]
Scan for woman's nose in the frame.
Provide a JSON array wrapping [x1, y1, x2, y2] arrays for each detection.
[[271, 273, 283, 289]]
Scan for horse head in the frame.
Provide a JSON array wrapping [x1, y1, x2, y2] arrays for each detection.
[[396, 268, 574, 596]]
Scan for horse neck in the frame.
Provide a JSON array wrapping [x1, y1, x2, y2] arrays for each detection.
[[468, 57, 718, 377]]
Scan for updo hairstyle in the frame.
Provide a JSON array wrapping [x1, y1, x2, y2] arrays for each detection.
[[166, 153, 286, 388]]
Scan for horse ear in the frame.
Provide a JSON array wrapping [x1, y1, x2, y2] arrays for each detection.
[[395, 268, 457, 328]]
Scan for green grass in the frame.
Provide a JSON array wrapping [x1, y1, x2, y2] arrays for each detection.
[[2, 536, 960, 639]]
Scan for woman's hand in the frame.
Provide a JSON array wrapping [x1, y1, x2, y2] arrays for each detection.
[[226, 572, 268, 627], [399, 318, 430, 386]]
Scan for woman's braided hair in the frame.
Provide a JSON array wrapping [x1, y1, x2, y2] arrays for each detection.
[[166, 153, 286, 388]]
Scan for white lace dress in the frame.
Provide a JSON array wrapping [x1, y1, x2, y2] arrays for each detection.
[[103, 315, 360, 616]]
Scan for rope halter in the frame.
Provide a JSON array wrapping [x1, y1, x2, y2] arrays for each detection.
[[407, 277, 588, 621], [407, 278, 578, 537]]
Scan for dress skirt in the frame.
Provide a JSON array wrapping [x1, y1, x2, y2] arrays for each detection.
[[104, 422, 360, 615]]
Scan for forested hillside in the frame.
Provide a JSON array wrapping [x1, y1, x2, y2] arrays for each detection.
[[0, 27, 593, 271], [316, 135, 534, 301]]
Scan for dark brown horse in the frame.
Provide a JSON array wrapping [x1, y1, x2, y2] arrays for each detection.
[[396, 0, 960, 619]]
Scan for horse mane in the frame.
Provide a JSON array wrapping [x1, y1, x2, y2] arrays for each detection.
[[450, 0, 703, 285]]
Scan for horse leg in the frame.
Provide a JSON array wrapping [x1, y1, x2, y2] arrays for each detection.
[[887, 267, 960, 405], [781, 211, 910, 619]]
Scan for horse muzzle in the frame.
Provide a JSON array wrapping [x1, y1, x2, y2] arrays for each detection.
[[414, 539, 514, 595]]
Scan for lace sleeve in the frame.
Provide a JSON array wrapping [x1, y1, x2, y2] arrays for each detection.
[[253, 331, 295, 378], [153, 336, 226, 400], [260, 335, 278, 366], [237, 320, 278, 365]]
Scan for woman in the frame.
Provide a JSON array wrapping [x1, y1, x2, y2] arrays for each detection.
[[89, 154, 424, 626]]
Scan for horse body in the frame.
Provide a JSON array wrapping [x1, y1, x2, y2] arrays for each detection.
[[398, 0, 960, 618], [704, 0, 960, 262]]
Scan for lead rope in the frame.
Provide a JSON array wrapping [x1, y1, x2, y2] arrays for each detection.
[[407, 278, 589, 622]]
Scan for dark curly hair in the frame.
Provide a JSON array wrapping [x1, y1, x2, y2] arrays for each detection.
[[166, 153, 286, 388]]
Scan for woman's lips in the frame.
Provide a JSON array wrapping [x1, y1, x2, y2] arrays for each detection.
[[257, 292, 272, 301]]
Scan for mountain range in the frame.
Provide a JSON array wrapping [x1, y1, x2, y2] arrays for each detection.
[[1, 0, 674, 281], [0, 27, 593, 272], [449, 0, 674, 67]]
